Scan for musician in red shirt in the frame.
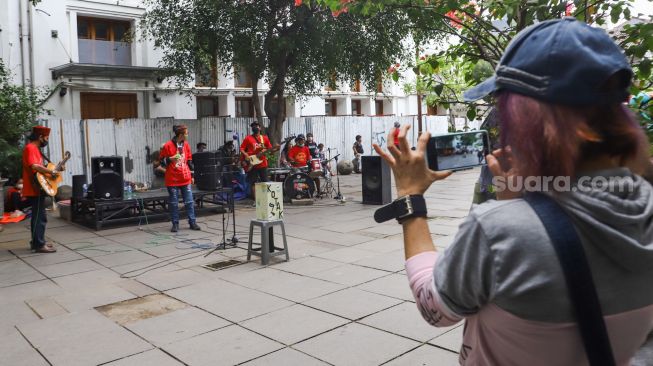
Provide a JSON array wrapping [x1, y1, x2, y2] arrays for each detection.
[[392, 121, 401, 149], [160, 125, 200, 233], [22, 126, 58, 253], [288, 134, 311, 167], [240, 122, 273, 198]]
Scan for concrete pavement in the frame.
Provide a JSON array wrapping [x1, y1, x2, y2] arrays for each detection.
[[0, 169, 480, 366]]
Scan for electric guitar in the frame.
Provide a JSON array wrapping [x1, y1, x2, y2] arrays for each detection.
[[36, 151, 71, 197]]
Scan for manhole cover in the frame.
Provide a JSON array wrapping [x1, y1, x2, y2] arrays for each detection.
[[96, 294, 186, 325], [202, 259, 242, 271]]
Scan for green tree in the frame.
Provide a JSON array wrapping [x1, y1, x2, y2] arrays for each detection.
[[0, 61, 45, 179], [317, 0, 653, 121], [142, 0, 411, 143]]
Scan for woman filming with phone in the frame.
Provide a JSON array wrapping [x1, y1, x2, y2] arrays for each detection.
[[373, 18, 653, 365]]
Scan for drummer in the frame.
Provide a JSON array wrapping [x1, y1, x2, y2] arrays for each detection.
[[289, 134, 321, 195], [288, 134, 311, 168]]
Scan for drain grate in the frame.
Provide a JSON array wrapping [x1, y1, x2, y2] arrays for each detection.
[[202, 259, 243, 271]]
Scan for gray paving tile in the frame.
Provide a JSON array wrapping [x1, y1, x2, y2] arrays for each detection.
[[45, 226, 99, 242], [0, 300, 40, 333], [351, 236, 403, 253], [18, 310, 152, 366], [36, 258, 104, 278], [295, 323, 419, 366], [53, 284, 137, 312], [166, 279, 293, 322], [21, 250, 85, 267], [0, 327, 49, 366], [92, 250, 158, 268], [63, 236, 120, 250], [127, 306, 230, 346], [359, 302, 453, 342], [0, 249, 17, 262], [303, 288, 402, 320], [428, 324, 464, 353], [287, 241, 343, 259], [353, 250, 406, 272], [25, 297, 68, 319], [384, 344, 459, 366], [0, 259, 45, 287], [115, 278, 159, 297], [257, 272, 346, 303], [104, 349, 184, 366], [357, 273, 415, 302], [53, 268, 122, 289], [0, 279, 62, 306], [163, 325, 283, 366], [241, 304, 349, 345], [241, 348, 329, 366], [220, 267, 296, 290], [136, 268, 209, 291], [271, 256, 342, 276], [314, 247, 377, 264], [308, 263, 389, 286]]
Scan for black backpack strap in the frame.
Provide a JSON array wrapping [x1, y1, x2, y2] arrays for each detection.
[[523, 192, 616, 366]]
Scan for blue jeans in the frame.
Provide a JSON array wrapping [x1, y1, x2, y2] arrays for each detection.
[[28, 194, 47, 249], [167, 185, 196, 225]]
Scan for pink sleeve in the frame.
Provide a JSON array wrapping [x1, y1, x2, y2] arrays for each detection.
[[406, 251, 464, 327]]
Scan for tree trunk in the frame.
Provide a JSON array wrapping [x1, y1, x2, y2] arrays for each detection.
[[251, 78, 264, 126], [264, 90, 285, 145]]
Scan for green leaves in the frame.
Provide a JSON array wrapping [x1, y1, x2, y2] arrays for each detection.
[[0, 61, 44, 178]]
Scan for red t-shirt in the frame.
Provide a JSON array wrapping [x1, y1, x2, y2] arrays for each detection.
[[240, 134, 272, 169], [393, 128, 400, 146], [22, 143, 44, 197], [160, 140, 192, 187], [288, 145, 311, 167]]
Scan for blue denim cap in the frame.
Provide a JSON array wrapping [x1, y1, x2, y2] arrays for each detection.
[[463, 17, 632, 105]]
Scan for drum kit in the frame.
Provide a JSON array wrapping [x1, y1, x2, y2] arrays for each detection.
[[269, 157, 340, 202]]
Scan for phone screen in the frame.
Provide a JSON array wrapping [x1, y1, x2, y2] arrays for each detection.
[[427, 131, 490, 171]]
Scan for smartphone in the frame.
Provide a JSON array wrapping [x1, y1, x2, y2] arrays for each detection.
[[427, 130, 490, 171]]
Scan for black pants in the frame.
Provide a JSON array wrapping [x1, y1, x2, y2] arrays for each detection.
[[8, 192, 30, 212], [28, 194, 47, 250]]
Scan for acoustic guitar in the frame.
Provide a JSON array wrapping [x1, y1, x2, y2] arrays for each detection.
[[36, 151, 71, 197], [240, 145, 281, 172]]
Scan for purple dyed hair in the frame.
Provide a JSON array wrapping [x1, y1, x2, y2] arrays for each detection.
[[496, 92, 643, 178]]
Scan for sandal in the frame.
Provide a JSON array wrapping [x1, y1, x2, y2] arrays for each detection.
[[35, 246, 57, 253]]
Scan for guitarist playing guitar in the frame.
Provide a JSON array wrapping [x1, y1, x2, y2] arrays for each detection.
[[22, 126, 59, 253], [240, 122, 279, 199]]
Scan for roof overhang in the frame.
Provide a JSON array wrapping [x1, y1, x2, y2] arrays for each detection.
[[51, 63, 168, 80]]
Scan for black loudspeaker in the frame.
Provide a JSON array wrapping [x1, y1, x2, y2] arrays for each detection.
[[91, 156, 123, 178], [194, 151, 223, 190], [362, 156, 392, 205], [91, 156, 124, 200], [93, 172, 124, 200], [72, 175, 87, 199]]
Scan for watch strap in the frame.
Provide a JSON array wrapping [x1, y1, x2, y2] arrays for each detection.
[[374, 195, 427, 223]]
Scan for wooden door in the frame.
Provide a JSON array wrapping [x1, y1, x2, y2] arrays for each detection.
[[81, 92, 137, 119]]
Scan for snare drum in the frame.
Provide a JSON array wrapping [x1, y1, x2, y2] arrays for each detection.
[[269, 168, 291, 183], [309, 158, 323, 178], [283, 172, 316, 201]]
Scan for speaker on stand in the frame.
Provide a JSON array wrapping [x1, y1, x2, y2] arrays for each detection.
[[91, 156, 124, 200], [361, 156, 392, 205]]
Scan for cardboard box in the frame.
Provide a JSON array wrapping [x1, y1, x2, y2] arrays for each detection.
[[255, 182, 284, 221]]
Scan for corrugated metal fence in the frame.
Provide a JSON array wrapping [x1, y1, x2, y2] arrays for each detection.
[[42, 115, 470, 187]]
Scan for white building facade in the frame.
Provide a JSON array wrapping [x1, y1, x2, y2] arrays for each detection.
[[0, 0, 441, 121]]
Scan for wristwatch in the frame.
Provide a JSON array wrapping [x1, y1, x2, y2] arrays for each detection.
[[374, 195, 427, 224]]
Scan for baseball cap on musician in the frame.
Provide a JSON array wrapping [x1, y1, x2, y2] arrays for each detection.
[[463, 17, 632, 106]]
